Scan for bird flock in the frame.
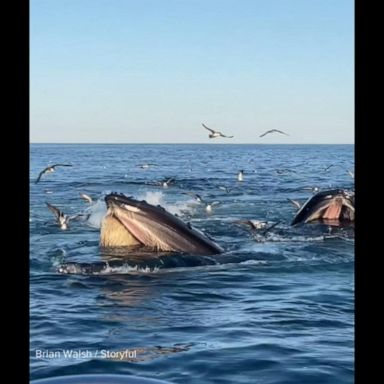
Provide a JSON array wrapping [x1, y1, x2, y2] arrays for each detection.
[[33, 124, 353, 242], [34, 164, 354, 247], [202, 123, 289, 140]]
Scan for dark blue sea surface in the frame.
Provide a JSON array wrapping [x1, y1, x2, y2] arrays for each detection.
[[30, 144, 354, 383]]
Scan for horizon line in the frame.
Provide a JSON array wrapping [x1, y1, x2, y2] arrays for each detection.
[[30, 142, 354, 145]]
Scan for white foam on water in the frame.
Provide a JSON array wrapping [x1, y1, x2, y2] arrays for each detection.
[[50, 248, 67, 267], [101, 263, 160, 274], [239, 260, 268, 265], [57, 262, 160, 275], [262, 235, 338, 242]]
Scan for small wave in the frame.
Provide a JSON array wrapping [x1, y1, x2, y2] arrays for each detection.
[[56, 252, 224, 275]]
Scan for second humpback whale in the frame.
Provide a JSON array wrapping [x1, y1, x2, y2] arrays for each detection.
[[291, 189, 355, 226]]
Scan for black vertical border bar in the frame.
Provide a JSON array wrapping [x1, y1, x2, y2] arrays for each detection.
[[355, 0, 375, 382], [5, 0, 30, 382]]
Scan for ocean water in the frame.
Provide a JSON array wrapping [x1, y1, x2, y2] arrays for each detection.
[[30, 144, 354, 383]]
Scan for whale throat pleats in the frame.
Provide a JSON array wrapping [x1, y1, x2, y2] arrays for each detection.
[[100, 215, 141, 247]]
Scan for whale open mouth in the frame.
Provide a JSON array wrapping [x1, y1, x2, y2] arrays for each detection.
[[100, 193, 223, 255], [291, 189, 355, 226]]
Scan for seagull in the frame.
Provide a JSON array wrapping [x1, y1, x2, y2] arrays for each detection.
[[235, 220, 281, 236], [323, 164, 334, 172], [301, 186, 320, 194], [259, 129, 289, 138], [219, 186, 232, 193], [276, 168, 296, 175], [202, 123, 234, 139], [182, 192, 204, 203], [204, 201, 221, 213], [35, 164, 73, 183], [137, 163, 157, 169], [161, 178, 175, 188], [46, 203, 89, 230], [79, 193, 93, 204], [347, 170, 354, 179], [234, 219, 268, 230], [237, 170, 244, 182], [287, 198, 302, 210], [261, 221, 281, 234]]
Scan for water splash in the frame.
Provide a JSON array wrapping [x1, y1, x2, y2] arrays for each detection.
[[85, 199, 107, 229], [137, 191, 195, 217]]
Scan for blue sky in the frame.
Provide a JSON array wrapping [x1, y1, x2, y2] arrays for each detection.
[[30, 0, 354, 144]]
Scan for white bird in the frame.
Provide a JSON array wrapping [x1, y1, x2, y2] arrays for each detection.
[[202, 123, 234, 139], [234, 219, 268, 230], [219, 186, 232, 193], [35, 164, 73, 183], [137, 163, 157, 169], [161, 178, 175, 188], [204, 201, 221, 213], [301, 186, 320, 194], [235, 220, 281, 235], [237, 170, 244, 182], [182, 192, 204, 203], [287, 198, 302, 210], [79, 193, 93, 204], [46, 203, 89, 230]]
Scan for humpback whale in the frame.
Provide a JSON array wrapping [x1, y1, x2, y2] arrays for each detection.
[[291, 189, 355, 226], [100, 193, 224, 255]]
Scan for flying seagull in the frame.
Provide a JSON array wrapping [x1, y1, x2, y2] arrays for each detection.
[[219, 186, 232, 193], [35, 164, 73, 183], [347, 170, 354, 179], [46, 202, 89, 230], [202, 123, 234, 139], [323, 164, 334, 172], [259, 129, 289, 138], [287, 198, 302, 210], [234, 219, 268, 230], [234, 220, 281, 236], [182, 192, 204, 203], [79, 193, 93, 204]]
